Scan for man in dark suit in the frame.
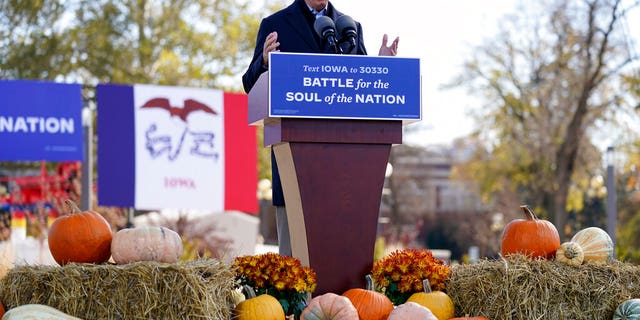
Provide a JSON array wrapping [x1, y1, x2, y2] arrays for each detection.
[[243, 0, 399, 256]]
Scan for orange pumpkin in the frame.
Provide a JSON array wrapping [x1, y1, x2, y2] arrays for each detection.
[[342, 275, 393, 320], [47, 200, 113, 266], [500, 205, 560, 259]]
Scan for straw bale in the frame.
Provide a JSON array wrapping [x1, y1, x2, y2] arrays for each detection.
[[0, 259, 235, 320], [447, 254, 640, 320]]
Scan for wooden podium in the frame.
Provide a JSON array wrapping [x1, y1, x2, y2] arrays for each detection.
[[249, 71, 403, 294]]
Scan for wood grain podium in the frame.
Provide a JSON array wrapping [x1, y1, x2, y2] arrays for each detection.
[[249, 71, 403, 295]]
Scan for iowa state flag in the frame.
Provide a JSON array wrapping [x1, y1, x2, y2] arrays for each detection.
[[96, 84, 257, 213]]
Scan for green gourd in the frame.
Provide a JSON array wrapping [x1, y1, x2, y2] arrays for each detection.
[[613, 299, 640, 320]]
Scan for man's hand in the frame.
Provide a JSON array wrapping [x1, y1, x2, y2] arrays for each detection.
[[262, 31, 280, 67], [378, 34, 399, 56]]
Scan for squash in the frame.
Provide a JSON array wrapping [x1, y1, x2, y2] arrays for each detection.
[[555, 241, 584, 266], [47, 200, 113, 266], [613, 298, 640, 320], [111, 226, 183, 264], [300, 292, 358, 320], [342, 275, 393, 320], [570, 227, 614, 262], [0, 301, 4, 318], [387, 302, 437, 320], [406, 279, 454, 320], [231, 288, 246, 307], [2, 304, 83, 319], [234, 286, 285, 320], [500, 205, 560, 259]]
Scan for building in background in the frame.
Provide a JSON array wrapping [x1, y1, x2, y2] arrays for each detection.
[[381, 140, 496, 261]]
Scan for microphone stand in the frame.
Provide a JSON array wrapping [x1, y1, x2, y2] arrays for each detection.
[[338, 39, 355, 55], [329, 37, 342, 54]]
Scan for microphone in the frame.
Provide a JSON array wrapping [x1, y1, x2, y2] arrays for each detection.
[[314, 16, 340, 54], [335, 15, 358, 54]]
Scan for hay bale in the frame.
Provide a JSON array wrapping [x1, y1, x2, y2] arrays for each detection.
[[447, 254, 640, 320], [0, 259, 235, 319]]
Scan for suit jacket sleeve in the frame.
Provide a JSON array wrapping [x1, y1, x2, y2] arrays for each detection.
[[242, 19, 271, 94], [355, 21, 367, 55]]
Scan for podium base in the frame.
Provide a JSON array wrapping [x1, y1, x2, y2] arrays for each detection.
[[274, 141, 391, 294]]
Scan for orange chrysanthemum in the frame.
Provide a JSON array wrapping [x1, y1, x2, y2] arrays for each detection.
[[371, 248, 451, 305], [234, 252, 317, 293], [233, 253, 317, 317]]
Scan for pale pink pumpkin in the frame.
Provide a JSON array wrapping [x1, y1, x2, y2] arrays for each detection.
[[388, 302, 438, 320], [111, 226, 183, 264], [300, 293, 359, 320]]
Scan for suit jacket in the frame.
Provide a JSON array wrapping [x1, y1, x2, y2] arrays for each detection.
[[242, 0, 367, 93], [242, 0, 368, 206]]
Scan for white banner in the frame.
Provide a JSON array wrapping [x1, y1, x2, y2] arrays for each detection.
[[133, 84, 225, 210]]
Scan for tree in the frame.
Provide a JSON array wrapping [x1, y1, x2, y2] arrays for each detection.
[[450, 0, 640, 239], [616, 74, 640, 262], [0, 0, 73, 80], [1, 0, 269, 90], [615, 144, 640, 262]]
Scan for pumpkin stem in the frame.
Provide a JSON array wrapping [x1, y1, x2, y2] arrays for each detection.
[[565, 250, 575, 259], [520, 205, 538, 221], [365, 274, 374, 291], [64, 199, 82, 215], [563, 243, 579, 259], [422, 279, 432, 293], [242, 285, 256, 299]]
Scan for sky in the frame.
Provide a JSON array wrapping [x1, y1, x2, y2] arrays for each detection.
[[245, 1, 640, 148], [336, 1, 520, 147]]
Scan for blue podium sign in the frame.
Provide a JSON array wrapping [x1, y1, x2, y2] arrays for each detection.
[[0, 80, 84, 161], [269, 52, 421, 121]]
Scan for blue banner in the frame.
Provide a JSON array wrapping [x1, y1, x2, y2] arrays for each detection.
[[269, 52, 421, 121], [0, 80, 84, 161]]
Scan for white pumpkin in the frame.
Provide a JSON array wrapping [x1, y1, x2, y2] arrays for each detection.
[[555, 241, 584, 266], [2, 304, 83, 319], [110, 226, 184, 264], [570, 227, 614, 262]]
